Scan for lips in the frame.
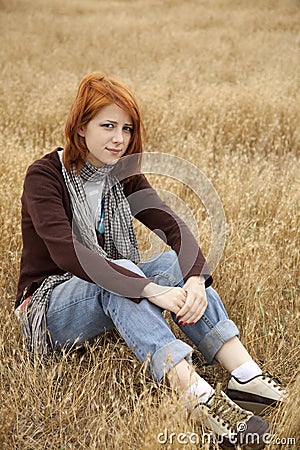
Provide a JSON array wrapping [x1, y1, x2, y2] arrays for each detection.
[[106, 147, 122, 155]]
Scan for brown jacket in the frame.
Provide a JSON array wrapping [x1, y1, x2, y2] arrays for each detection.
[[16, 149, 212, 307]]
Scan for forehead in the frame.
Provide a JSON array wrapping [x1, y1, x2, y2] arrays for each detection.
[[94, 103, 132, 123]]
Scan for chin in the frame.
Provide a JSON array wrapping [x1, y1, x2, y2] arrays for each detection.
[[107, 156, 122, 165]]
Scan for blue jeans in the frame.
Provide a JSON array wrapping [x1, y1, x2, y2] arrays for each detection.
[[46, 250, 239, 381]]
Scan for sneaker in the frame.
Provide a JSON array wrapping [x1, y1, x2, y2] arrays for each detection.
[[193, 387, 269, 449], [227, 371, 287, 415]]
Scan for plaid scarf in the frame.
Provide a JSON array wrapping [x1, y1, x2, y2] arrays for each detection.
[[17, 150, 139, 357], [16, 273, 72, 356], [61, 154, 140, 263]]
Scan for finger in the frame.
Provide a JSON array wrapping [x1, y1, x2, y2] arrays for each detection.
[[178, 294, 207, 324], [179, 304, 201, 324], [192, 296, 207, 323], [189, 303, 207, 324], [167, 289, 186, 315], [176, 292, 197, 322], [176, 295, 193, 319], [175, 290, 186, 307], [173, 298, 186, 315], [189, 295, 208, 323], [190, 295, 207, 320]]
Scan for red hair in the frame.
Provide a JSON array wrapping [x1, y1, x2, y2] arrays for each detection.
[[63, 72, 145, 175]]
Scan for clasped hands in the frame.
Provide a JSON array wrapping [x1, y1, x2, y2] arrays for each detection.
[[142, 275, 207, 326]]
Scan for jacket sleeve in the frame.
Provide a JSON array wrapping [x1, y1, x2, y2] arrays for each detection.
[[23, 163, 151, 301], [125, 174, 213, 286]]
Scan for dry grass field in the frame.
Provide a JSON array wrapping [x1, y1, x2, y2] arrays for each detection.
[[0, 0, 299, 448]]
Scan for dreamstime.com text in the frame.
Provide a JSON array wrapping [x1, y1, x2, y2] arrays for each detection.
[[156, 428, 297, 447]]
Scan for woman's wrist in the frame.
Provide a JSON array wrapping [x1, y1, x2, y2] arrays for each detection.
[[141, 282, 161, 298], [187, 275, 206, 285], [198, 275, 206, 285]]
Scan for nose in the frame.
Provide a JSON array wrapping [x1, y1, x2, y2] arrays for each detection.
[[112, 127, 124, 144]]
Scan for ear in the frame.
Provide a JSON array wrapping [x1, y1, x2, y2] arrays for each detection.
[[78, 126, 85, 137]]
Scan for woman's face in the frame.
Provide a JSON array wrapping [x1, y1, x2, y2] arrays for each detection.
[[79, 103, 133, 167]]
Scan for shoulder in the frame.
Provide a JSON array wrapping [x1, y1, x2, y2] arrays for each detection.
[[26, 148, 63, 176], [24, 148, 65, 186], [23, 148, 65, 195]]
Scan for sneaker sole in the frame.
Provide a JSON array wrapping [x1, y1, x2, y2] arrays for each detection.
[[229, 399, 272, 415], [218, 422, 270, 450]]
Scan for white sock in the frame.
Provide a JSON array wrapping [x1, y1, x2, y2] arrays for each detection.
[[231, 360, 262, 382], [183, 376, 215, 408]]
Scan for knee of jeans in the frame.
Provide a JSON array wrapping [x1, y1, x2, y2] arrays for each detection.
[[113, 259, 146, 277], [161, 249, 177, 265], [205, 286, 229, 320], [151, 250, 183, 286], [100, 288, 135, 318]]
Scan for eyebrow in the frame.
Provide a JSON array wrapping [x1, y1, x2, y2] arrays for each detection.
[[105, 119, 133, 126]]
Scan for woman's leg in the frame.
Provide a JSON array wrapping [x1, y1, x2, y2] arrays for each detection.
[[215, 336, 253, 372], [46, 272, 193, 382], [139, 250, 240, 365], [172, 286, 240, 365], [141, 250, 285, 415], [46, 276, 115, 350], [46, 258, 271, 447], [99, 290, 193, 382]]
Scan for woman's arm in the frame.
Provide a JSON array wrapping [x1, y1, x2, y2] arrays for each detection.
[[22, 162, 151, 301], [123, 174, 212, 323], [124, 174, 213, 286]]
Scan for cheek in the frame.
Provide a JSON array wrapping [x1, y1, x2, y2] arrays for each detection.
[[86, 130, 102, 147]]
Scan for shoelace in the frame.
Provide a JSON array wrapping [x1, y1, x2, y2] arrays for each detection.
[[207, 384, 252, 431], [262, 371, 285, 391]]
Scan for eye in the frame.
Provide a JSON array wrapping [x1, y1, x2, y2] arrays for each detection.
[[101, 123, 114, 129], [123, 126, 133, 133]]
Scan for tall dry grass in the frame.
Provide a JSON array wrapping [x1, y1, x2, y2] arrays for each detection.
[[0, 0, 299, 448]]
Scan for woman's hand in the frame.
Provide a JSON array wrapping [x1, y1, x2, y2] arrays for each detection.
[[176, 276, 208, 325], [141, 283, 186, 315]]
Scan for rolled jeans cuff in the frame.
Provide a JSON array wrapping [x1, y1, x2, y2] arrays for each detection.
[[198, 319, 239, 364], [151, 338, 193, 382]]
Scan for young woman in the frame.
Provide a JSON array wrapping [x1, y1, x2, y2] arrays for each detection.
[[15, 72, 285, 449]]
